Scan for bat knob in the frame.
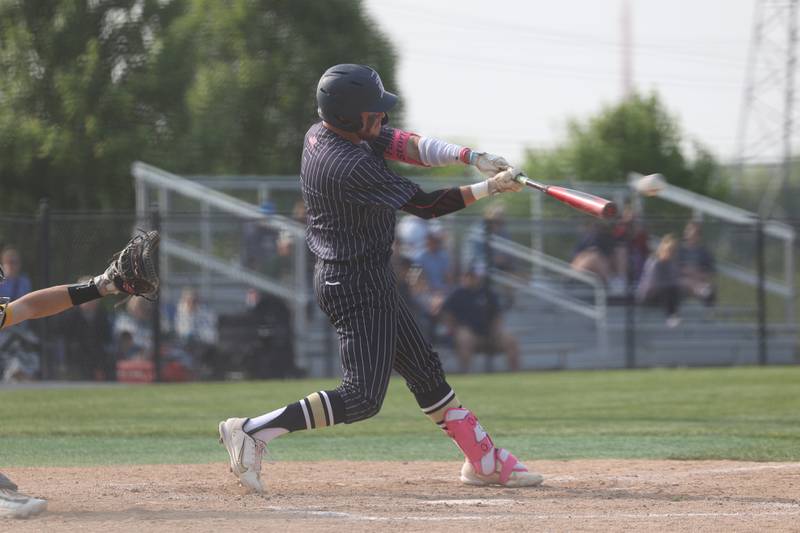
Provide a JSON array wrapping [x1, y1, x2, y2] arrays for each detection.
[[602, 201, 619, 219]]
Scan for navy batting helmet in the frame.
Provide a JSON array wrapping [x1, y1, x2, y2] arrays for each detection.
[[316, 64, 397, 132]]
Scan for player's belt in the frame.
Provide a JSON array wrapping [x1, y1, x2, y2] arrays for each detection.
[[318, 253, 391, 269]]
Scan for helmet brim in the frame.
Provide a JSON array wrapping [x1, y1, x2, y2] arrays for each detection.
[[367, 90, 398, 113]]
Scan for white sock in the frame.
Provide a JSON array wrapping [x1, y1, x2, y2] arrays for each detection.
[[243, 407, 290, 444]]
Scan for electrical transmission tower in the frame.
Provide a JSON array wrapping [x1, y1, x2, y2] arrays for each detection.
[[736, 0, 798, 218]]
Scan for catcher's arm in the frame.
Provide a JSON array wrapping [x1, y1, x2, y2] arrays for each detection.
[[0, 231, 160, 330]]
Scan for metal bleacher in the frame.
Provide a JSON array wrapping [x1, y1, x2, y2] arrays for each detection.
[[133, 162, 798, 377]]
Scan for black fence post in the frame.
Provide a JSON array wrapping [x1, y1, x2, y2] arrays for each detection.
[[755, 217, 768, 366], [150, 205, 162, 382], [625, 233, 637, 369], [37, 198, 52, 379], [482, 219, 496, 373]]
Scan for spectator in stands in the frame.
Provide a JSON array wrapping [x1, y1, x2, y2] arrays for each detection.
[[396, 214, 429, 260], [58, 277, 114, 380], [0, 246, 32, 301], [175, 287, 218, 380], [395, 256, 421, 314], [175, 288, 218, 345], [113, 297, 155, 360], [463, 203, 515, 277], [114, 295, 194, 380], [241, 200, 278, 272], [637, 234, 682, 328], [678, 220, 716, 306], [611, 203, 650, 291], [291, 199, 308, 226], [571, 221, 616, 285], [241, 289, 304, 378], [414, 221, 454, 294], [264, 230, 294, 281], [116, 331, 141, 362], [440, 267, 520, 373]]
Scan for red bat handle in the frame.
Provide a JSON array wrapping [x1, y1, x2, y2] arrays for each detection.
[[546, 186, 618, 219]]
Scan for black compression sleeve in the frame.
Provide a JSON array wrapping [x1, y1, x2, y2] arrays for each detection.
[[400, 187, 466, 219]]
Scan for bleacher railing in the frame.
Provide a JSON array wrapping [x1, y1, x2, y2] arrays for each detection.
[[131, 161, 312, 366], [489, 235, 609, 358]]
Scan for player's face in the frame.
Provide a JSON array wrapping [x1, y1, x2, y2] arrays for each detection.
[[358, 111, 384, 141]]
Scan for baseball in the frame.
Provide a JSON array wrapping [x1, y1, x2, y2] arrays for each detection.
[[635, 173, 666, 196]]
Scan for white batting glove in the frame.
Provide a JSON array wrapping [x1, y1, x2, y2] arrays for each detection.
[[470, 151, 511, 177], [487, 168, 524, 194]]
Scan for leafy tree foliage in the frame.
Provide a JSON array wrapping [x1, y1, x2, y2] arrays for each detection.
[[140, 0, 398, 175], [522, 92, 720, 195], [0, 0, 182, 211], [0, 0, 397, 211]]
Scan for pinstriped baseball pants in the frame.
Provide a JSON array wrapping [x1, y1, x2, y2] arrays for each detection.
[[315, 260, 448, 423]]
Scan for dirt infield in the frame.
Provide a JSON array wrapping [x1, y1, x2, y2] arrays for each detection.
[[5, 460, 800, 532]]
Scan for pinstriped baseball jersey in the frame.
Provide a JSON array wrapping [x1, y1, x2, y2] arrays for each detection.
[[299, 121, 450, 424], [300, 122, 420, 263]]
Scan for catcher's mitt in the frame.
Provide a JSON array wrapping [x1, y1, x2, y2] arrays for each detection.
[[105, 230, 160, 299]]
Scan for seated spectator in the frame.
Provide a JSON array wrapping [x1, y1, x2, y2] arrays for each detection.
[[678, 221, 716, 306], [216, 289, 304, 379], [463, 203, 515, 276], [291, 198, 308, 226], [241, 201, 278, 272], [175, 288, 218, 345], [264, 230, 294, 281], [175, 288, 219, 380], [396, 214, 429, 260], [414, 222, 454, 294], [637, 234, 682, 327], [611, 203, 650, 290], [58, 277, 114, 380], [440, 267, 520, 373], [113, 297, 156, 360], [571, 221, 616, 284], [0, 246, 32, 302], [113, 297, 193, 381]]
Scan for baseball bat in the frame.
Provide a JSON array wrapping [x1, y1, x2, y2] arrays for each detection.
[[513, 172, 618, 219]]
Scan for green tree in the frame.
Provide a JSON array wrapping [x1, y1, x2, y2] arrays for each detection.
[[523, 92, 720, 195], [0, 0, 398, 211], [0, 0, 182, 212], [140, 0, 398, 175]]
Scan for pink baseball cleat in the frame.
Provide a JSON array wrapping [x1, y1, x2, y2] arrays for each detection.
[[444, 407, 543, 487]]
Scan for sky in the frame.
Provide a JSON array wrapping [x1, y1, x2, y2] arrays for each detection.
[[362, 0, 761, 167]]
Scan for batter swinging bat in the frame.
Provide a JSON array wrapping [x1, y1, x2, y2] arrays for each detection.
[[513, 172, 618, 219]]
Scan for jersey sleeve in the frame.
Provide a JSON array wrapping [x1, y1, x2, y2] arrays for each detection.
[[344, 157, 421, 209]]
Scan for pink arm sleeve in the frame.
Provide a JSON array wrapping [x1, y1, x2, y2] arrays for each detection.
[[384, 129, 428, 167]]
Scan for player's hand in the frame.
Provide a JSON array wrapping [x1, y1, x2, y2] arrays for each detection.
[[470, 151, 511, 177], [487, 168, 524, 194]]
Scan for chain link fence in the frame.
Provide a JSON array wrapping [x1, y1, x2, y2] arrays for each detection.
[[0, 203, 797, 382]]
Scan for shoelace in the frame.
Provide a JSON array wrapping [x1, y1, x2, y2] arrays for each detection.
[[254, 440, 266, 473]]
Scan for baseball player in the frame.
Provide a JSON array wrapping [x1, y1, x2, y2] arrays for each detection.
[[0, 231, 159, 518], [219, 64, 542, 493]]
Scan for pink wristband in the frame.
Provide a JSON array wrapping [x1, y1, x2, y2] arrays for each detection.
[[459, 147, 472, 165]]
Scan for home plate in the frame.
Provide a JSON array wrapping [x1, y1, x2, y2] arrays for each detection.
[[424, 499, 516, 506]]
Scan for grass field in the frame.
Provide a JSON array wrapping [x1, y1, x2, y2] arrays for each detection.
[[1, 366, 799, 467]]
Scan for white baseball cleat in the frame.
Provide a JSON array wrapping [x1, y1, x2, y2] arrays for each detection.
[[218, 417, 265, 493], [0, 488, 47, 519], [460, 449, 544, 488]]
